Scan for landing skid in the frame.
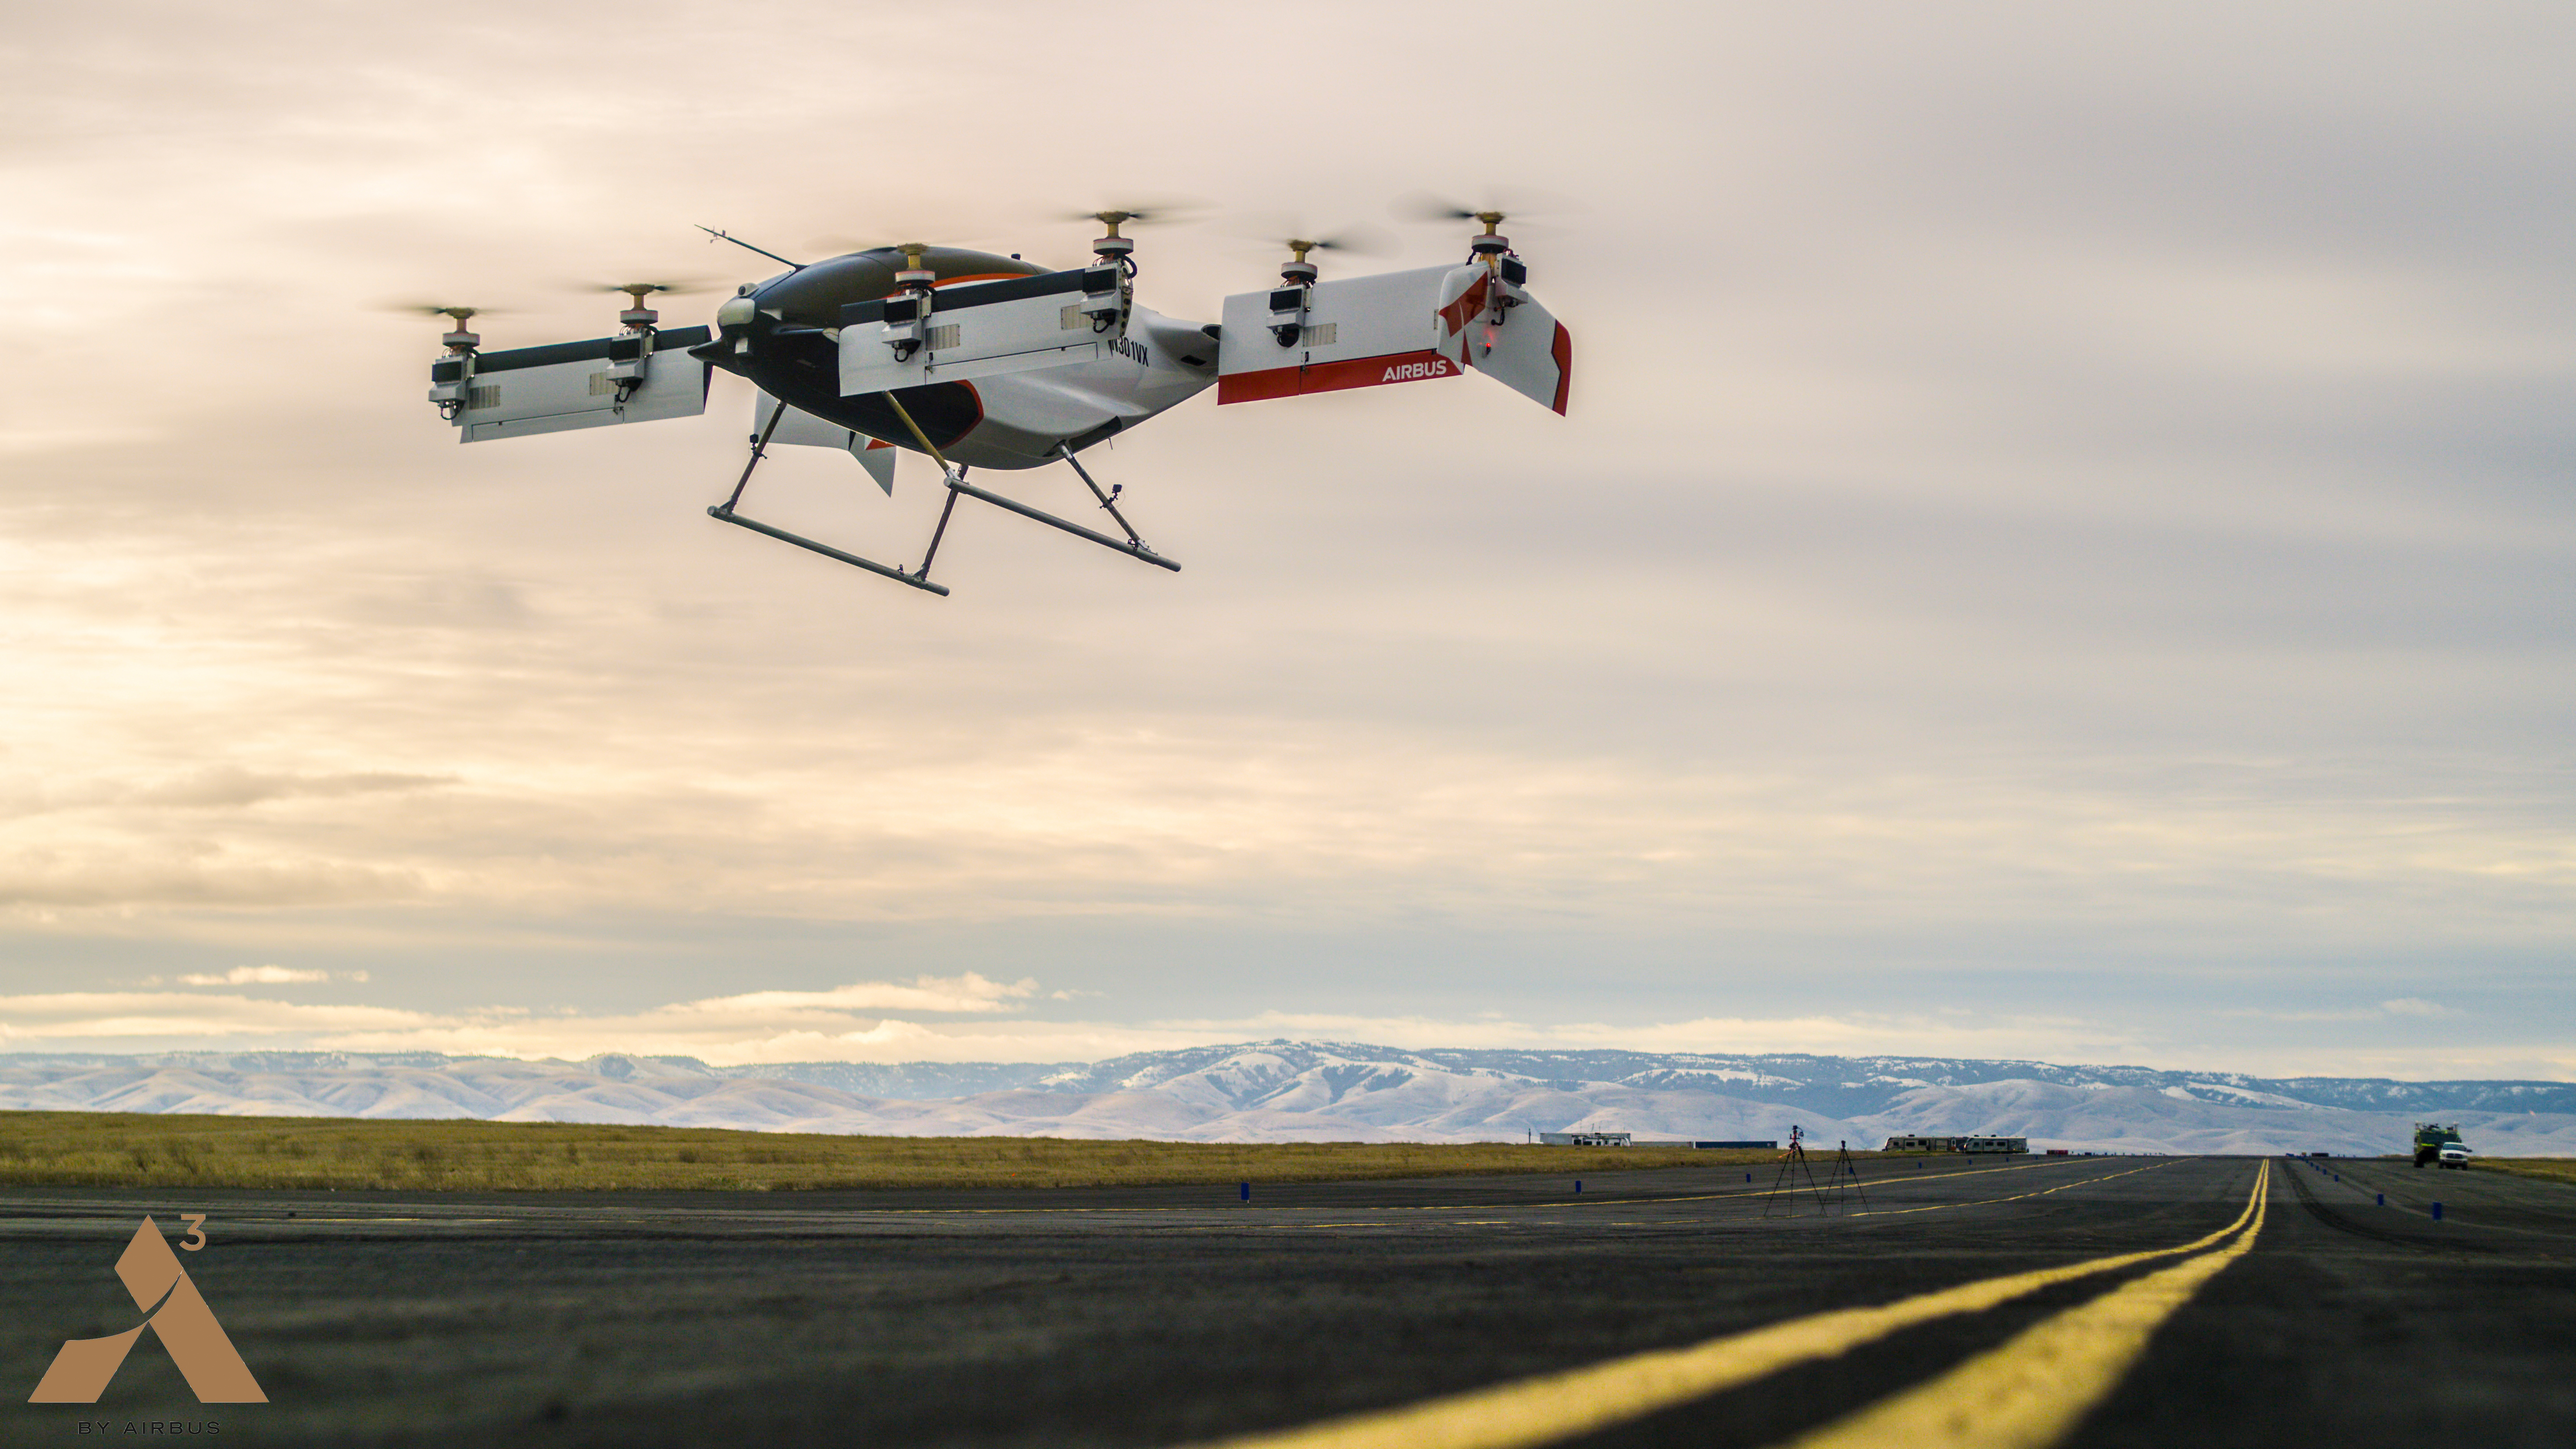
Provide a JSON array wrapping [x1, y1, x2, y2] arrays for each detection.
[[706, 506, 951, 595], [706, 397, 1178, 594], [948, 477, 1178, 572]]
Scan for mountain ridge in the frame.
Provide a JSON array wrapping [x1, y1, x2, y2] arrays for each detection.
[[4, 1041, 2569, 1156]]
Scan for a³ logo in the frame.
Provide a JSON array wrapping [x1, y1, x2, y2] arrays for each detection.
[[30, 1215, 265, 1403]]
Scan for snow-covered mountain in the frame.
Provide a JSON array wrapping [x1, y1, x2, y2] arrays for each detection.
[[3, 1041, 2571, 1156]]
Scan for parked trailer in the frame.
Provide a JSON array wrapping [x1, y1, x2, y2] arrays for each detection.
[[1880, 1135, 2030, 1154], [1538, 1135, 1781, 1149]]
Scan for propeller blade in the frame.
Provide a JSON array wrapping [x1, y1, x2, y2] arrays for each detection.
[[1391, 187, 1570, 228], [1051, 200, 1202, 229], [381, 302, 504, 322], [1394, 195, 1483, 224], [1230, 219, 1394, 259], [1301, 226, 1394, 256], [582, 280, 712, 297]]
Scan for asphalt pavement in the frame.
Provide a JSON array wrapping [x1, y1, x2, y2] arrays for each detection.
[[1, 1151, 2568, 1447]]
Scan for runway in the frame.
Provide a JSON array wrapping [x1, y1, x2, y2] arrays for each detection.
[[3, 1152, 2570, 1446]]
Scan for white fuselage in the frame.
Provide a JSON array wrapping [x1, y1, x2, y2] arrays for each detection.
[[881, 305, 1217, 471]]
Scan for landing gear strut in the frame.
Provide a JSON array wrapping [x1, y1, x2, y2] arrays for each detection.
[[705, 395, 1178, 594]]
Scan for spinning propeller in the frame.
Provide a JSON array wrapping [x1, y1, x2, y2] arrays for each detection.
[[585, 280, 708, 330], [1056, 203, 1194, 232], [1395, 190, 1566, 266], [1406, 201, 1515, 263], [589, 281, 704, 301], [1267, 229, 1387, 284], [1230, 215, 1389, 284], [1407, 202, 1511, 231], [390, 303, 491, 353], [1056, 204, 1195, 271], [1394, 187, 1565, 225]]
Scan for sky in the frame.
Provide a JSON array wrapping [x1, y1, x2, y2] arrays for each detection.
[[0, 2, 2569, 1081]]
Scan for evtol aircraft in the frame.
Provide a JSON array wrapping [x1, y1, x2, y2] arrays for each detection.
[[418, 209, 1571, 596]]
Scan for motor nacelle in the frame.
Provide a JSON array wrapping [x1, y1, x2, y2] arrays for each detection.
[[428, 356, 471, 416], [880, 293, 926, 359], [605, 330, 652, 394], [1267, 285, 1307, 347], [1077, 264, 1125, 325]]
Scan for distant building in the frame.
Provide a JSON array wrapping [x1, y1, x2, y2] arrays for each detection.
[[1540, 1134, 1783, 1149], [1881, 1135, 2029, 1154]]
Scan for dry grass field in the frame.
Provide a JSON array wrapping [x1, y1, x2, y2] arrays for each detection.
[[2475, 1157, 2576, 1188], [0, 1111, 1793, 1192]]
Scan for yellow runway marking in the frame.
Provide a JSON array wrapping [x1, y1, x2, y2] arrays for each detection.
[[1783, 1160, 2271, 1449], [1174, 1161, 2161, 1235], [1842, 1159, 2172, 1219], [1497, 1155, 2101, 1213], [1182, 1160, 2252, 1449]]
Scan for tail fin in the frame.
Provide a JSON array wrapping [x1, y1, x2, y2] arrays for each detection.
[[1435, 266, 1571, 415], [758, 392, 898, 496]]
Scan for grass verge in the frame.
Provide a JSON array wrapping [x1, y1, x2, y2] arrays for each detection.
[[2474, 1157, 2576, 1188], [0, 1111, 1793, 1192]]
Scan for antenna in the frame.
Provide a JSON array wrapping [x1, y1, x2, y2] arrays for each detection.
[[695, 226, 807, 271]]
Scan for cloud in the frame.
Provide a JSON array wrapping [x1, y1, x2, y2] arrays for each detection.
[[2379, 997, 2457, 1019], [176, 965, 332, 986], [131, 768, 451, 810], [0, 851, 424, 910], [677, 974, 1038, 1016], [1137, 1009, 2137, 1064], [0, 975, 2565, 1081], [0, 973, 1045, 1063], [2223, 998, 2468, 1025], [0, 989, 434, 1041], [0, 976, 2178, 1071]]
